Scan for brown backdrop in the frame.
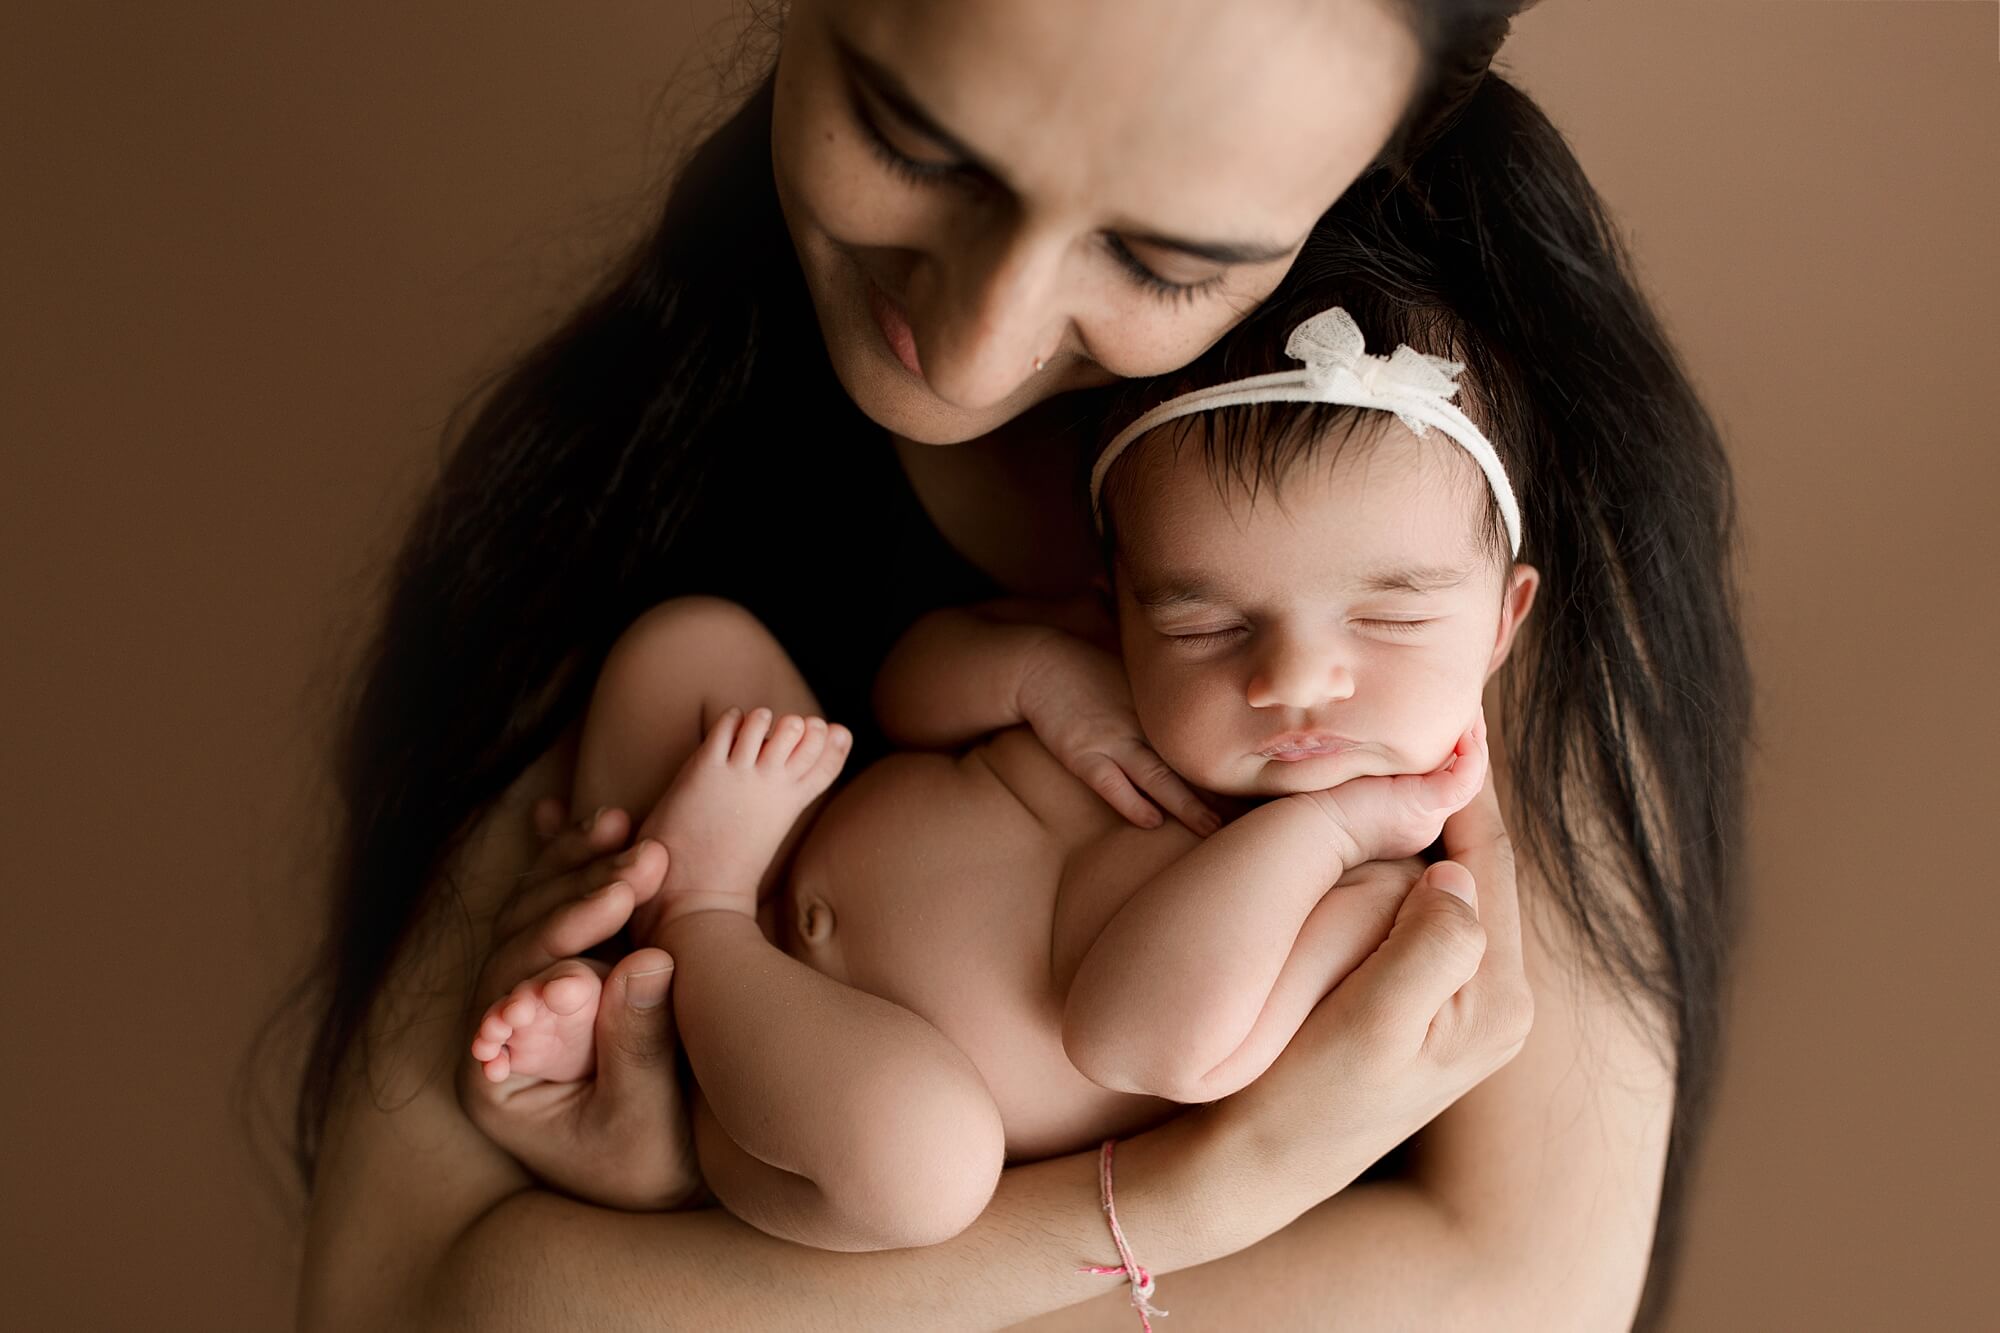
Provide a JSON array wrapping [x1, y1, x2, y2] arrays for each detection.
[[5, 3, 1994, 1328]]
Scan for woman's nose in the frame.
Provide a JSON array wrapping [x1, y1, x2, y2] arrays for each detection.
[[915, 220, 1068, 411], [1246, 639, 1356, 711]]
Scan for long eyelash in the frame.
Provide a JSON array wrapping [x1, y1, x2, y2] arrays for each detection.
[[850, 93, 962, 187], [1104, 235, 1227, 306], [1169, 627, 1246, 647], [1357, 619, 1433, 636]]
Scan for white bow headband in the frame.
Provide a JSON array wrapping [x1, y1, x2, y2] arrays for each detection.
[[1088, 305, 1523, 555]]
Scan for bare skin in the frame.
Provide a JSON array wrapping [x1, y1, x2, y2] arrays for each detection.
[[301, 0, 1674, 1324], [465, 427, 1540, 1252]]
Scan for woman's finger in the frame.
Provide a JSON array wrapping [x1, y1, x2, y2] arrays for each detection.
[[531, 796, 569, 841], [1334, 860, 1490, 1051], [493, 810, 640, 941], [1428, 773, 1535, 1065], [481, 879, 644, 1008], [1437, 774, 1521, 975], [531, 805, 632, 878], [587, 948, 705, 1208], [594, 948, 681, 1106]]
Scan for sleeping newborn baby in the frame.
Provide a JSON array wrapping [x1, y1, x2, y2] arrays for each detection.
[[467, 300, 1538, 1252]]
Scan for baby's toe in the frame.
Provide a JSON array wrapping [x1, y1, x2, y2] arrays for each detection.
[[730, 707, 774, 765], [540, 962, 604, 1017], [699, 707, 743, 762], [805, 723, 852, 787], [499, 989, 543, 1031], [784, 717, 828, 775], [761, 713, 808, 767]]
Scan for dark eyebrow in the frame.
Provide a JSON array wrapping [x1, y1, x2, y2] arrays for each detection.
[[838, 35, 1296, 269], [1356, 565, 1478, 596], [837, 37, 1010, 187]]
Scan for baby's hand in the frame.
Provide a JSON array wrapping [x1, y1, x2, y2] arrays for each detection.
[[1019, 633, 1220, 836], [1301, 713, 1488, 864]]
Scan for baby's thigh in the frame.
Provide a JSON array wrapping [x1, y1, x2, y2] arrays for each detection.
[[573, 596, 820, 820]]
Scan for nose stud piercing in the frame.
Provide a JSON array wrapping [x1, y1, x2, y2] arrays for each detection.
[[1033, 356, 1047, 373]]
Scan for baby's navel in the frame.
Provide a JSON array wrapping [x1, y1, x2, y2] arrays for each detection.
[[795, 894, 836, 946]]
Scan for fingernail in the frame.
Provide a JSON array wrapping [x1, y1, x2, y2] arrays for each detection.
[[1431, 866, 1478, 911], [587, 880, 623, 901], [625, 964, 672, 1009]]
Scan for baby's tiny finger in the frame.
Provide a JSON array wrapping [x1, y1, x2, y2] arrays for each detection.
[[1081, 756, 1163, 829], [1137, 766, 1220, 837]]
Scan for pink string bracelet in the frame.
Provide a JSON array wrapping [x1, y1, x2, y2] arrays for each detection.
[[1076, 1138, 1168, 1330]]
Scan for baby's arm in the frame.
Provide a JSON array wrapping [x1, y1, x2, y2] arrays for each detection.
[[877, 600, 1218, 833], [1062, 721, 1487, 1104], [873, 598, 1104, 747]]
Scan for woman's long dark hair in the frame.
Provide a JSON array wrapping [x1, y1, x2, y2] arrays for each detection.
[[1370, 76, 1750, 1328], [294, 6, 1744, 1326], [1098, 72, 1749, 1328]]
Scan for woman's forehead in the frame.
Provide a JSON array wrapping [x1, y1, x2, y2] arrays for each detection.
[[824, 0, 1422, 235]]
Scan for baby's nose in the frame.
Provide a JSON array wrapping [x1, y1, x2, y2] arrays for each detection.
[[1246, 645, 1355, 710]]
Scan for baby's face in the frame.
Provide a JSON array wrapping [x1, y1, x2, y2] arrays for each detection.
[[1111, 419, 1535, 799]]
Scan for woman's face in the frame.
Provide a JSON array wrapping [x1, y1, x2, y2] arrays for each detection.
[[771, 0, 1423, 444]]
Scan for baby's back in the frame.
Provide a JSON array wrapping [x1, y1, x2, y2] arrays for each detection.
[[784, 726, 1184, 1161]]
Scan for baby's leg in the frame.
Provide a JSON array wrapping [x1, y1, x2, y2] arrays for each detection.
[[473, 598, 811, 1085], [571, 597, 826, 890], [653, 712, 1005, 1249], [548, 598, 1005, 1246], [667, 908, 1006, 1252]]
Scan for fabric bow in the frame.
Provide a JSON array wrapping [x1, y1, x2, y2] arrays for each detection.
[[1284, 307, 1465, 437]]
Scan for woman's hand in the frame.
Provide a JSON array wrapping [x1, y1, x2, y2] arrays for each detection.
[[1218, 774, 1534, 1201], [1019, 632, 1220, 835], [456, 801, 704, 1211]]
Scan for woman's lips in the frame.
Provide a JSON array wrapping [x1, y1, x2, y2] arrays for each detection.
[[1258, 733, 1356, 762], [864, 276, 924, 380]]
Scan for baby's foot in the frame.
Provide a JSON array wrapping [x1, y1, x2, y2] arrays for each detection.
[[470, 958, 610, 1085], [645, 707, 851, 927]]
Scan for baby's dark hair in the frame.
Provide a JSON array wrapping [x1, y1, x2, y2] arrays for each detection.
[[1094, 273, 1516, 569]]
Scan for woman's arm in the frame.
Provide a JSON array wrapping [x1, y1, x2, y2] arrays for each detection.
[[1016, 792, 1673, 1331], [299, 745, 1533, 1330]]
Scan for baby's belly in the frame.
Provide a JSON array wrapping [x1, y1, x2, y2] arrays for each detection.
[[782, 746, 1173, 1162]]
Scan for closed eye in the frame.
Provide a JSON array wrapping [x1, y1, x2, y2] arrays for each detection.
[[1164, 625, 1248, 647], [1103, 235, 1228, 305], [1354, 619, 1434, 636], [850, 91, 971, 186]]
